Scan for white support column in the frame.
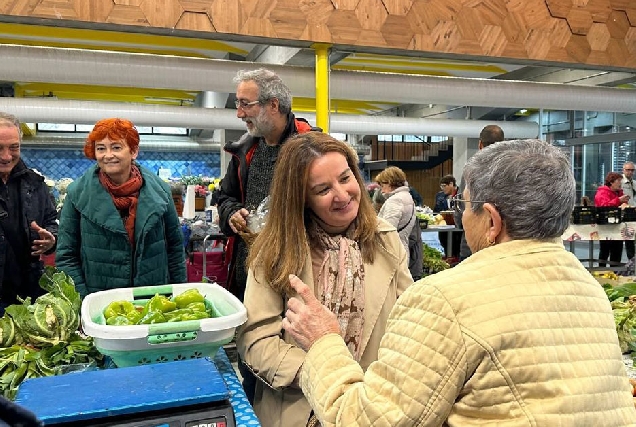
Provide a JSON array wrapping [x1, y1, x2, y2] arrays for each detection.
[[197, 91, 230, 177], [452, 137, 480, 183]]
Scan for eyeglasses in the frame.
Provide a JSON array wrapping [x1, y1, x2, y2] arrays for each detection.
[[234, 99, 261, 109], [450, 197, 493, 214], [625, 168, 635, 171], [440, 183, 449, 189]]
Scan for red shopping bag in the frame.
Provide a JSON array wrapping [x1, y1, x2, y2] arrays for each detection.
[[187, 239, 229, 287]]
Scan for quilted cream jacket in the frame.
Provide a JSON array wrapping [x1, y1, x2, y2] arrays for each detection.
[[301, 239, 636, 426], [237, 218, 413, 427]]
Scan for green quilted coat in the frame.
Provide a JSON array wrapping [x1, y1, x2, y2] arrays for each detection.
[[56, 164, 186, 297]]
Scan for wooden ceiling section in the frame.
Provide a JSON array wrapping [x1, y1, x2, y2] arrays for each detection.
[[0, 0, 635, 70]]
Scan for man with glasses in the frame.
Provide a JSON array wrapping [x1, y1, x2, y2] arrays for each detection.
[[217, 68, 318, 403], [621, 161, 636, 261], [433, 175, 460, 259], [434, 175, 458, 212]]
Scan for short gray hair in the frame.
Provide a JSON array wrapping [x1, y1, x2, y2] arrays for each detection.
[[463, 139, 575, 240], [234, 68, 292, 114], [0, 112, 22, 141]]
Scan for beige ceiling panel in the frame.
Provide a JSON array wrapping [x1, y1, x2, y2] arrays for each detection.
[[587, 0, 612, 23], [331, 0, 361, 11], [139, 0, 184, 28], [381, 15, 416, 49], [113, 0, 144, 5], [179, 0, 211, 13], [587, 22, 611, 50], [326, 10, 362, 45], [381, 0, 414, 16], [175, 11, 215, 32], [239, 17, 277, 38], [208, 0, 248, 34], [355, 0, 388, 31], [107, 4, 150, 26], [299, 0, 333, 25]]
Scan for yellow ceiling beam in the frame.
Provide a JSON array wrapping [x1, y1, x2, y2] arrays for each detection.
[[20, 91, 193, 105], [0, 22, 248, 57], [293, 106, 369, 115], [20, 123, 35, 137], [14, 84, 398, 112], [15, 83, 197, 101], [346, 53, 510, 73], [0, 36, 212, 58], [332, 64, 451, 77], [293, 97, 397, 111]]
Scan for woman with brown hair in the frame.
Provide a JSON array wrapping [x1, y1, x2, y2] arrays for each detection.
[[56, 118, 186, 297], [237, 132, 412, 427]]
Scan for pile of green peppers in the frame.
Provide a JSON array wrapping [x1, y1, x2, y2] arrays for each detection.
[[103, 289, 215, 326]]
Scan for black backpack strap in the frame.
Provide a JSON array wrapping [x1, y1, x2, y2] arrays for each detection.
[[398, 205, 415, 232]]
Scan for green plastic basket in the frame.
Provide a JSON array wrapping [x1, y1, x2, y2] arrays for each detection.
[[81, 283, 246, 368]]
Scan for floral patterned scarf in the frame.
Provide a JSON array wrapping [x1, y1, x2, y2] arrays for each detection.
[[99, 164, 143, 244], [307, 218, 365, 361]]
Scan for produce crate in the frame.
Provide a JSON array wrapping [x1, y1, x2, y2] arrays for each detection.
[[596, 207, 622, 224], [572, 206, 595, 224], [81, 282, 246, 367]]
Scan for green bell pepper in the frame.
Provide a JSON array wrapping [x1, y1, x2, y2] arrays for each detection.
[[137, 310, 167, 325], [106, 315, 131, 326], [103, 300, 135, 320], [173, 289, 205, 309]]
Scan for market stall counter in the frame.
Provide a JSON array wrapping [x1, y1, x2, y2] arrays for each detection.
[[562, 221, 636, 271], [15, 349, 260, 427]]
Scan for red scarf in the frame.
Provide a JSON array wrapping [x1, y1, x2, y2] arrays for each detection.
[[99, 165, 143, 244]]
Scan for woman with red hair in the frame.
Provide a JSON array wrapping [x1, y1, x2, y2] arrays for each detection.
[[594, 171, 630, 267], [56, 118, 186, 296]]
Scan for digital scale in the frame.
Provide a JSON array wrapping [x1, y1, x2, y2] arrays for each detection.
[[15, 358, 235, 427]]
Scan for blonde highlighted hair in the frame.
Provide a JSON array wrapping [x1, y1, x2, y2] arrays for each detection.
[[375, 166, 407, 189]]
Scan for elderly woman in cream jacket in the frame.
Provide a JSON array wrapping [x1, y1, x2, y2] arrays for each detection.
[[284, 139, 636, 426]]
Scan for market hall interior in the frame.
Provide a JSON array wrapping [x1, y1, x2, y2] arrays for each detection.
[[0, 0, 634, 209]]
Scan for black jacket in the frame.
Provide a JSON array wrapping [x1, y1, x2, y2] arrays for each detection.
[[217, 113, 316, 297], [0, 160, 58, 305]]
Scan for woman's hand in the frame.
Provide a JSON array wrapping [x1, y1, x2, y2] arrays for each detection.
[[620, 194, 630, 203], [282, 275, 340, 351]]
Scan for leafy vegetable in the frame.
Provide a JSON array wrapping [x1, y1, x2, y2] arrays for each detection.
[[0, 267, 103, 399], [5, 267, 80, 347], [422, 243, 450, 275], [604, 282, 636, 302]]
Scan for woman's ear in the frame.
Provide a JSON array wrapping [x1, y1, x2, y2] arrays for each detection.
[[483, 203, 502, 243]]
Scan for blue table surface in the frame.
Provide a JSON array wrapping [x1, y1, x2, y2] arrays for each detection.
[[15, 349, 260, 426]]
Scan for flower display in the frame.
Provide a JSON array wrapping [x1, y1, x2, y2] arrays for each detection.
[[194, 185, 208, 197], [55, 178, 74, 211]]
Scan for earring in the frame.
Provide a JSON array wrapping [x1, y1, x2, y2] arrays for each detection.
[[486, 237, 496, 246]]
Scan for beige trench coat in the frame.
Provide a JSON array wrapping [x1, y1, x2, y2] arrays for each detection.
[[237, 218, 413, 427]]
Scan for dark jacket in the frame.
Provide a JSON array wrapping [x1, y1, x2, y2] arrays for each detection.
[[217, 113, 316, 298], [56, 164, 186, 297], [455, 176, 471, 259], [0, 160, 57, 305]]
